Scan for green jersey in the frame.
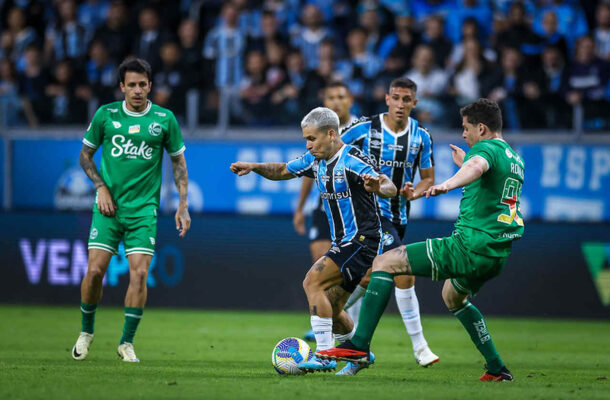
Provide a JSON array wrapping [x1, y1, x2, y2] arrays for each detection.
[[454, 139, 525, 257], [83, 100, 185, 217]]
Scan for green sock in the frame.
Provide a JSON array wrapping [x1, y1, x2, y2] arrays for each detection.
[[351, 271, 394, 350], [451, 301, 504, 374], [80, 302, 97, 334], [120, 307, 143, 344]]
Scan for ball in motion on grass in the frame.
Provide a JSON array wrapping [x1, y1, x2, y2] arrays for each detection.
[[271, 337, 313, 375]]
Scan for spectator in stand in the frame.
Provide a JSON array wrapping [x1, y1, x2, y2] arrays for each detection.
[[448, 18, 496, 69], [44, 59, 88, 124], [0, 7, 38, 69], [0, 58, 24, 126], [494, 1, 541, 61], [154, 41, 188, 120], [203, 2, 245, 89], [371, 52, 406, 114], [448, 38, 492, 108], [359, 4, 383, 54], [0, 0, 46, 38], [421, 15, 452, 69], [17, 44, 47, 125], [270, 48, 305, 123], [540, 45, 571, 129], [445, 0, 492, 45], [246, 9, 287, 53], [410, 0, 453, 21], [538, 10, 567, 58], [533, 0, 588, 52], [178, 19, 203, 89], [377, 15, 419, 65], [92, 0, 132, 63], [44, 0, 88, 67], [405, 44, 449, 126], [85, 39, 116, 105], [290, 4, 331, 70], [301, 57, 334, 113], [566, 35, 610, 130], [265, 40, 286, 92], [77, 0, 110, 37], [239, 50, 271, 125], [594, 2, 610, 61], [132, 6, 170, 71]]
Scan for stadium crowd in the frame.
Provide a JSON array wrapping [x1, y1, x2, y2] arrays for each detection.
[[0, 0, 608, 130]]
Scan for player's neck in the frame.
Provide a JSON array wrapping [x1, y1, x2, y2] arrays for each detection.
[[125, 99, 149, 113], [325, 140, 345, 161], [383, 114, 407, 133]]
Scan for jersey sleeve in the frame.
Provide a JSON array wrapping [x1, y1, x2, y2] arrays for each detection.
[[340, 121, 369, 147], [465, 141, 496, 171], [286, 151, 316, 178], [82, 107, 106, 149], [345, 150, 380, 179], [419, 128, 435, 169], [164, 112, 186, 156]]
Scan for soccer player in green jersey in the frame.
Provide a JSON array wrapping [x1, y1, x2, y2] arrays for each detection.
[[71, 58, 191, 362], [317, 98, 524, 381]]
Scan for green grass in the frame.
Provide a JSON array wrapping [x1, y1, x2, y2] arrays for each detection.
[[0, 305, 608, 400]]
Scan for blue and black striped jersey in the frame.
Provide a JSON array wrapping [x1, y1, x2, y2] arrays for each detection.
[[341, 115, 434, 225], [287, 144, 382, 244]]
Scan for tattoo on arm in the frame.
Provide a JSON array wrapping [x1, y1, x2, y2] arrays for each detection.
[[314, 257, 327, 272], [253, 163, 293, 181], [79, 145, 105, 188], [310, 305, 318, 316], [171, 154, 189, 203]]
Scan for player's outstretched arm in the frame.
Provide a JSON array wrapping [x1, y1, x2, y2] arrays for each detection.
[[79, 144, 116, 217], [424, 156, 488, 198], [171, 153, 191, 238], [363, 174, 397, 198], [401, 167, 435, 200], [230, 162, 295, 181], [293, 177, 314, 235]]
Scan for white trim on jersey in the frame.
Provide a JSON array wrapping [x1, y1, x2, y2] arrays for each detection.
[[82, 138, 98, 149], [380, 114, 410, 137], [464, 155, 490, 172], [327, 144, 347, 163], [339, 115, 359, 132], [122, 100, 152, 117], [168, 145, 186, 157]]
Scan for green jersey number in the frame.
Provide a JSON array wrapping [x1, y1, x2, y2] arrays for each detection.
[[497, 178, 524, 226]]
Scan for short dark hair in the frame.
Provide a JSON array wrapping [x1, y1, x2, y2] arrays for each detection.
[[325, 80, 350, 93], [460, 98, 503, 132], [389, 77, 417, 93], [118, 57, 152, 83]]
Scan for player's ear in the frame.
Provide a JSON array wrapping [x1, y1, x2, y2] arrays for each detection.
[[119, 81, 125, 93]]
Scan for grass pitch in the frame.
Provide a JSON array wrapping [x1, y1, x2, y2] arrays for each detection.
[[0, 305, 608, 400]]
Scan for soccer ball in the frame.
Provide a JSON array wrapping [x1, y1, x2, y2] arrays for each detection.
[[271, 337, 313, 375]]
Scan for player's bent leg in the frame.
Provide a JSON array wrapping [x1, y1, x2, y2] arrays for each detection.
[[442, 280, 511, 381], [309, 240, 332, 264], [73, 249, 113, 361]]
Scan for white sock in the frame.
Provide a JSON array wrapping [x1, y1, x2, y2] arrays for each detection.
[[346, 297, 362, 329], [310, 316, 333, 351], [395, 286, 427, 351], [334, 327, 355, 344]]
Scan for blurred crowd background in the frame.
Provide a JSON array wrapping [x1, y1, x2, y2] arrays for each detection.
[[0, 0, 608, 131]]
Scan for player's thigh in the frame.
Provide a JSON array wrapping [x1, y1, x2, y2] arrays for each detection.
[[127, 253, 153, 272], [88, 212, 122, 256], [123, 215, 157, 258], [87, 248, 114, 275], [304, 256, 344, 290], [372, 245, 411, 275], [310, 240, 332, 262]]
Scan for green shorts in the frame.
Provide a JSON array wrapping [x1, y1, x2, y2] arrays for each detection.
[[406, 234, 507, 296], [88, 212, 157, 256]]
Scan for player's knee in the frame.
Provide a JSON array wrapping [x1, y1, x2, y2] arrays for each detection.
[[372, 253, 391, 273], [87, 264, 106, 282], [442, 285, 464, 309], [130, 268, 148, 287], [302, 271, 318, 294]]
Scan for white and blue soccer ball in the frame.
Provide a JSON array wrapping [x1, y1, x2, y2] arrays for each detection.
[[271, 337, 313, 375]]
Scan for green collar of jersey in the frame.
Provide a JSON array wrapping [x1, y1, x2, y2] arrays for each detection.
[[122, 100, 152, 117]]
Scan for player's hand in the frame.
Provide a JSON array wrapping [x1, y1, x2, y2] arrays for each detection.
[[230, 162, 255, 176], [96, 186, 117, 217], [450, 144, 466, 168], [175, 202, 191, 238], [293, 209, 306, 235], [424, 183, 451, 198], [400, 182, 416, 200], [362, 174, 380, 193]]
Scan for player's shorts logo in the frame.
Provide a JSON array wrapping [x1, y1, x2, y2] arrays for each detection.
[[90, 228, 98, 240], [382, 232, 394, 246], [148, 122, 162, 136], [149, 237, 155, 245]]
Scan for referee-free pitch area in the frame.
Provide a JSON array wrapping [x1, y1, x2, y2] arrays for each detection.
[[0, 306, 608, 400]]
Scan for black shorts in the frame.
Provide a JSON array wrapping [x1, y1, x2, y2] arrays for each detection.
[[326, 235, 381, 293], [309, 206, 331, 242], [380, 217, 406, 253]]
